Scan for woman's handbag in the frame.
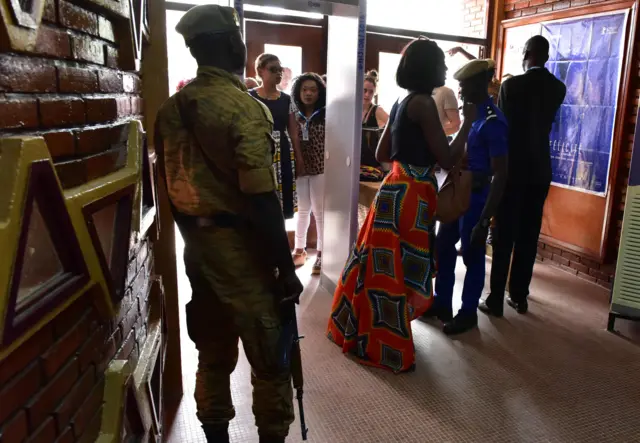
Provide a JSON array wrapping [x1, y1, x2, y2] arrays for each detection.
[[436, 165, 472, 224]]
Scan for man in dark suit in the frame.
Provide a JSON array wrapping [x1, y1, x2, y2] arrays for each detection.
[[479, 35, 566, 316]]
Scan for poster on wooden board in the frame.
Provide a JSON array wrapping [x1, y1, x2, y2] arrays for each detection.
[[501, 11, 628, 197]]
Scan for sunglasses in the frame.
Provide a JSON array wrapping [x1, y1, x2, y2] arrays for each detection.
[[267, 66, 284, 74]]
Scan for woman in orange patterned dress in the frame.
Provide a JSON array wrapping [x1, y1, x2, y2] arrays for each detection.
[[327, 38, 472, 373]]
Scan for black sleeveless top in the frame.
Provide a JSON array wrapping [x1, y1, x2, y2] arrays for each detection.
[[361, 104, 382, 168], [390, 93, 436, 167]]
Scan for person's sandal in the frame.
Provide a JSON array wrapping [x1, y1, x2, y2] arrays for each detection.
[[293, 250, 307, 267], [312, 256, 322, 275]]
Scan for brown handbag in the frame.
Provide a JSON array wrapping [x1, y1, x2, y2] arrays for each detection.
[[436, 164, 473, 224]]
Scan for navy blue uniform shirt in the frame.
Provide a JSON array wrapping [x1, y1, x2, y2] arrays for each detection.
[[466, 97, 508, 174]]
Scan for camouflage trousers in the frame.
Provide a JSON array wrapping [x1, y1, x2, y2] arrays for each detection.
[[179, 222, 294, 438]]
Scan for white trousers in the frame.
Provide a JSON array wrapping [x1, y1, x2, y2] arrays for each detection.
[[295, 174, 325, 252]]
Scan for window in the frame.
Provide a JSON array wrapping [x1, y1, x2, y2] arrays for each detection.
[[264, 43, 302, 94], [376, 44, 481, 112], [244, 4, 323, 19], [378, 52, 403, 112], [166, 10, 198, 95], [367, 0, 486, 38]]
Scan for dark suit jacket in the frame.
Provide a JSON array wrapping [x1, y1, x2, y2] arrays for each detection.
[[498, 68, 566, 185]]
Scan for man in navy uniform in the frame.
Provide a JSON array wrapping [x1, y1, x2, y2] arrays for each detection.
[[433, 59, 509, 335]]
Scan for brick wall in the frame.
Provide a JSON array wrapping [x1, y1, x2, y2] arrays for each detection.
[[0, 240, 153, 443], [462, 0, 488, 37], [0, 0, 154, 441], [0, 0, 143, 189], [504, 0, 640, 290]]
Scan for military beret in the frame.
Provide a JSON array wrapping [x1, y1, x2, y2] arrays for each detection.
[[453, 59, 490, 81], [484, 59, 496, 70], [175, 5, 240, 43]]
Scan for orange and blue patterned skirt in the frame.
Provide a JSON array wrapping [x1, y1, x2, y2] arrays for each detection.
[[327, 161, 438, 373]]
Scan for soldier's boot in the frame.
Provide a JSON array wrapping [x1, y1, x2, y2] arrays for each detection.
[[259, 435, 285, 443], [202, 424, 230, 443]]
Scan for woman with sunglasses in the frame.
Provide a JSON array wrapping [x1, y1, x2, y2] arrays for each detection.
[[250, 53, 304, 219]]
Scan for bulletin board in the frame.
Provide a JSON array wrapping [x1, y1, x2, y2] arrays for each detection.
[[497, 1, 637, 260]]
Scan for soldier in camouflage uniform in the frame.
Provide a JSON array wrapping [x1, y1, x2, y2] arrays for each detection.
[[154, 5, 302, 443]]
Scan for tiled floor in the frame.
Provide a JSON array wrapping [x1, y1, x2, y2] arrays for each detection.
[[165, 232, 640, 443]]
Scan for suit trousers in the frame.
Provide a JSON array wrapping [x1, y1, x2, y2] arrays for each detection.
[[489, 182, 550, 302]]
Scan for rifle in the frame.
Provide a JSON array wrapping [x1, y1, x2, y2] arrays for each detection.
[[279, 297, 309, 441]]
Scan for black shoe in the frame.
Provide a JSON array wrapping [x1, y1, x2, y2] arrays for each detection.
[[478, 297, 503, 317], [202, 424, 229, 443], [259, 436, 286, 443], [443, 313, 478, 335], [507, 296, 528, 314], [422, 304, 453, 323]]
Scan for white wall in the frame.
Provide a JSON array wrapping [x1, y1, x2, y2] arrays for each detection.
[[321, 2, 365, 292]]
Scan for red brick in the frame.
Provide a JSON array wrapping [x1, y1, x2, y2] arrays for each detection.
[[42, 315, 90, 379], [59, 0, 98, 35], [120, 302, 140, 340], [577, 271, 597, 283], [39, 97, 85, 127], [597, 279, 613, 290], [85, 147, 127, 181], [105, 46, 119, 69], [560, 264, 578, 276], [98, 69, 123, 93], [131, 97, 144, 115], [529, 0, 545, 4], [514, 1, 529, 9], [506, 9, 522, 18], [75, 125, 114, 155], [589, 268, 611, 281], [581, 257, 601, 269], [0, 96, 39, 129], [52, 296, 93, 338], [57, 66, 97, 93], [26, 358, 79, 428], [553, 0, 570, 10], [554, 254, 570, 266], [560, 250, 581, 262], [98, 16, 115, 42], [43, 0, 57, 22], [0, 362, 42, 423], [98, 335, 118, 374], [34, 26, 71, 59], [78, 326, 107, 372], [0, 56, 57, 93], [539, 249, 553, 260], [571, 0, 589, 6], [56, 426, 75, 443], [54, 158, 88, 189], [569, 261, 589, 274], [71, 379, 104, 438], [86, 97, 118, 123], [54, 367, 95, 431], [522, 6, 537, 15], [117, 96, 131, 117], [44, 130, 76, 159], [546, 245, 563, 255], [123, 74, 141, 93], [72, 35, 105, 65], [24, 417, 56, 443], [0, 411, 28, 443], [76, 406, 102, 443], [116, 327, 136, 361]]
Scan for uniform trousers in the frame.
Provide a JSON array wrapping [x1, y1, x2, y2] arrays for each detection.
[[178, 222, 294, 438], [435, 189, 488, 316]]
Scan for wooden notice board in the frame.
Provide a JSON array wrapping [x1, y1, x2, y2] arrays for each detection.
[[496, 1, 638, 260]]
